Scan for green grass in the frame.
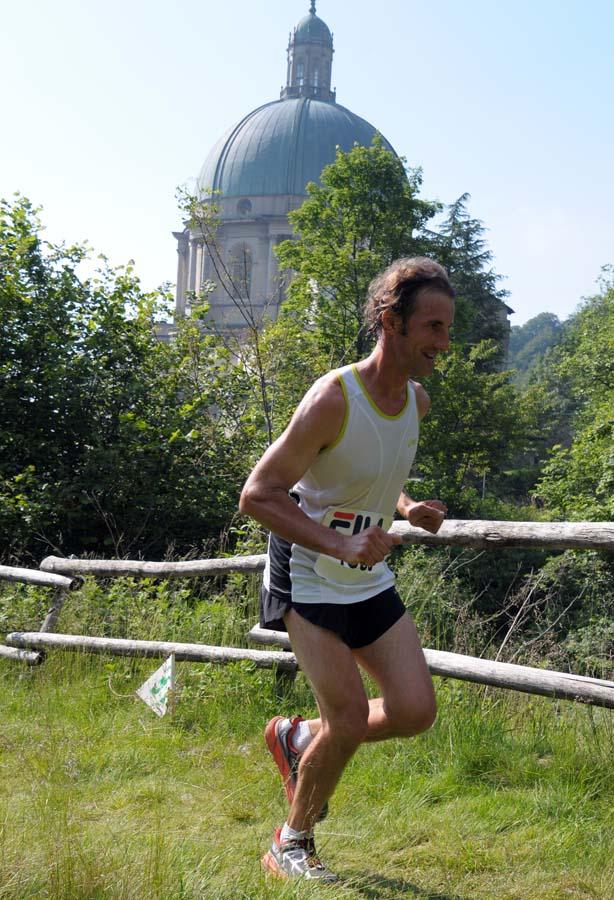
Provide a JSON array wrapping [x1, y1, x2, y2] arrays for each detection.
[[0, 575, 612, 898], [0, 649, 612, 899]]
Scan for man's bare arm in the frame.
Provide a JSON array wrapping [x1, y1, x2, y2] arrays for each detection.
[[396, 490, 447, 534], [395, 381, 447, 534], [240, 375, 402, 566]]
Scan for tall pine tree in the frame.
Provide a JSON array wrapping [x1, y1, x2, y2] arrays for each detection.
[[430, 193, 511, 365]]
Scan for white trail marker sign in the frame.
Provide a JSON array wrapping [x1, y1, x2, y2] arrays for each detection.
[[136, 654, 175, 717]]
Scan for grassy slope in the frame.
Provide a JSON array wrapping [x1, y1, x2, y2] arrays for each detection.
[[1, 650, 612, 900]]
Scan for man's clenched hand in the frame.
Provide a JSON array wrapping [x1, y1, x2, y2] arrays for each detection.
[[341, 526, 403, 567], [406, 500, 447, 534]]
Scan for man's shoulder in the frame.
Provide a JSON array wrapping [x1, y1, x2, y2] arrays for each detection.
[[303, 370, 346, 412], [289, 370, 347, 447]]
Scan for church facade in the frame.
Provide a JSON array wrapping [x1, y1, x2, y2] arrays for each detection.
[[173, 3, 396, 331]]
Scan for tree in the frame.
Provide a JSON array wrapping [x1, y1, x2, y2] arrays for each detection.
[[269, 153, 529, 512], [429, 193, 511, 364], [275, 154, 513, 372], [275, 138, 439, 363], [0, 196, 246, 559], [508, 312, 563, 386], [176, 188, 290, 448], [413, 341, 531, 514], [536, 274, 614, 520]]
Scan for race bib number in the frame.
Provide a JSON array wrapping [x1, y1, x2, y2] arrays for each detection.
[[314, 507, 393, 586]]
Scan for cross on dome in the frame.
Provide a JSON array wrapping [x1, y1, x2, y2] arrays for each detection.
[[310, 2, 316, 13]]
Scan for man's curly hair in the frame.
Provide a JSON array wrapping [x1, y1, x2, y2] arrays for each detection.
[[364, 258, 455, 337]]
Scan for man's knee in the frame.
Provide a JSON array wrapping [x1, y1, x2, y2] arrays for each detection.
[[389, 693, 437, 737], [323, 701, 370, 749]]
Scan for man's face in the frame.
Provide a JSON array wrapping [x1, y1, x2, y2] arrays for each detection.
[[389, 287, 455, 376]]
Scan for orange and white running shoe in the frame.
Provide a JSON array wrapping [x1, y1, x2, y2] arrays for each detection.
[[261, 827, 338, 882], [264, 716, 328, 820]]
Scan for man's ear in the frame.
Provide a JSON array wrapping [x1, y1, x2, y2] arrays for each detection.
[[381, 309, 398, 335]]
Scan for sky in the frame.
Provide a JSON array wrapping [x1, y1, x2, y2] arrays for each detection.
[[2, 0, 613, 325]]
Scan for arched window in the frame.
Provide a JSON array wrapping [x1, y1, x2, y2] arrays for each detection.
[[313, 66, 319, 87], [228, 243, 253, 297], [296, 60, 304, 87]]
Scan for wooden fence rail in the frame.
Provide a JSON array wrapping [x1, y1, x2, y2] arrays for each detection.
[[0, 565, 77, 591], [0, 645, 41, 664], [246, 627, 614, 710], [6, 632, 297, 672], [39, 554, 266, 578], [392, 519, 614, 550], [38, 520, 614, 580]]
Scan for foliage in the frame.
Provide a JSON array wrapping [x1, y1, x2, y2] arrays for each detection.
[[275, 152, 514, 371], [0, 573, 261, 651], [537, 399, 613, 520], [508, 312, 563, 386], [555, 271, 614, 400], [0, 196, 246, 560], [256, 309, 330, 437], [535, 277, 614, 519], [413, 342, 531, 514], [505, 550, 614, 678], [176, 188, 281, 448], [429, 193, 511, 362], [393, 545, 488, 655], [497, 370, 573, 502]]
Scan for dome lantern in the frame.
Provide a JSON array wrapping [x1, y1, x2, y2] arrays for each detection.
[[281, 3, 335, 102]]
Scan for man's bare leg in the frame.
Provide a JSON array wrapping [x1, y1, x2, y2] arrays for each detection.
[[284, 611, 436, 831], [283, 609, 369, 833], [355, 611, 437, 740]]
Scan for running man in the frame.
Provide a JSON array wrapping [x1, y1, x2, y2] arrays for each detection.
[[239, 257, 455, 882]]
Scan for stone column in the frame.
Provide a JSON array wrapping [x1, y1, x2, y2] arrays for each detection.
[[194, 242, 203, 297], [188, 237, 197, 294], [174, 230, 189, 318]]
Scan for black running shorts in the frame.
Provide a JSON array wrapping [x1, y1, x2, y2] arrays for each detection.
[[260, 531, 406, 649]]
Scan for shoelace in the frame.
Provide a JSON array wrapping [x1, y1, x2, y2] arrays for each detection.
[[282, 836, 324, 869], [305, 837, 323, 867]]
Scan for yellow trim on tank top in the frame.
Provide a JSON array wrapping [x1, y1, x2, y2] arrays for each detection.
[[321, 372, 350, 452], [351, 365, 409, 420]]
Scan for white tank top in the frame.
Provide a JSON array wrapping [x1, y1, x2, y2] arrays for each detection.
[[290, 364, 420, 604]]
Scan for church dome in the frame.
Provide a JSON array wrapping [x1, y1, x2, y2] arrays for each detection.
[[294, 11, 333, 46], [198, 97, 395, 199]]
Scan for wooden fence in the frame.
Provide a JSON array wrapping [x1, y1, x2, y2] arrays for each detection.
[[1, 520, 613, 708], [0, 565, 80, 664], [37, 520, 614, 580]]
